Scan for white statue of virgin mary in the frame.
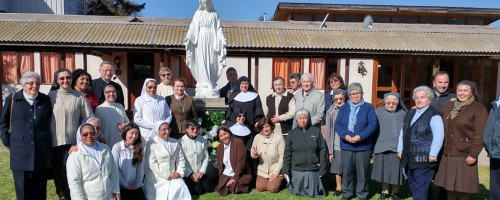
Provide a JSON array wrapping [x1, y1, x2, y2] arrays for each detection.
[[184, 0, 227, 98]]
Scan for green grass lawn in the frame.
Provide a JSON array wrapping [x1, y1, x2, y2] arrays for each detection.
[[0, 143, 490, 200]]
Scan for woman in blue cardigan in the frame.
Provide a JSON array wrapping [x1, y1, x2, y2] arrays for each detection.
[[334, 83, 378, 200]]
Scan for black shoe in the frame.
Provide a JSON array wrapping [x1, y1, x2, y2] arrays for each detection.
[[334, 190, 342, 196], [391, 193, 401, 200], [379, 193, 390, 200]]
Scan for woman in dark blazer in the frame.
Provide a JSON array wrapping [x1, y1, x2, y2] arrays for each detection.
[[215, 126, 252, 196], [0, 72, 53, 200], [166, 77, 197, 139]]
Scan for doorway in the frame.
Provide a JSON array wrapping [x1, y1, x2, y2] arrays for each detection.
[[127, 53, 155, 110]]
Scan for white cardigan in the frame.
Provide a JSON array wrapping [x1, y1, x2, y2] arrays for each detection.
[[144, 136, 190, 200], [179, 134, 209, 176], [66, 143, 119, 200]]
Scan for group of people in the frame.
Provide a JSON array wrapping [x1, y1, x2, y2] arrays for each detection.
[[1, 62, 499, 200]]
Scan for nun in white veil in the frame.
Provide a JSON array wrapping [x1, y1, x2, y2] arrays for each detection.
[[143, 121, 191, 200], [133, 78, 172, 142], [67, 123, 120, 199]]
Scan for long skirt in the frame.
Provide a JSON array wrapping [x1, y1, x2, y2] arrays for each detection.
[[371, 151, 403, 185], [330, 150, 343, 174], [287, 170, 326, 198], [216, 174, 251, 196], [434, 155, 479, 193]]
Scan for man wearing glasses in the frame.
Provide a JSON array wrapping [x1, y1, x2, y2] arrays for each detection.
[[157, 67, 174, 97], [90, 61, 125, 106]]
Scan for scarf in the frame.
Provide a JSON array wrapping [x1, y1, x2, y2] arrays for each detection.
[[449, 95, 474, 119], [348, 99, 365, 132]]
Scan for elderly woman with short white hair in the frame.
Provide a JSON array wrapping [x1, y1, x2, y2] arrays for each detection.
[[334, 83, 378, 200], [397, 86, 444, 200]]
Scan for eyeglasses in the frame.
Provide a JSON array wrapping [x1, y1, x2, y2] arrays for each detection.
[[334, 97, 345, 102], [25, 81, 40, 86], [101, 69, 115, 73], [386, 102, 398, 106], [81, 132, 96, 137], [58, 76, 72, 81], [349, 92, 362, 97], [188, 126, 200, 130], [161, 73, 171, 77]]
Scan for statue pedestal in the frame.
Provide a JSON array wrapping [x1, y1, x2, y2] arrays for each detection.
[[194, 97, 228, 111]]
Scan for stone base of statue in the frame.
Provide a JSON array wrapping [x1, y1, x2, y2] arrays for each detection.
[[194, 97, 228, 111]]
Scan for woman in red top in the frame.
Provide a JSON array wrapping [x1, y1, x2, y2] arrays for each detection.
[[71, 69, 98, 112]]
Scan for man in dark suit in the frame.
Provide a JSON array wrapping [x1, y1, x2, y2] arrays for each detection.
[[219, 67, 238, 104], [89, 61, 125, 107]]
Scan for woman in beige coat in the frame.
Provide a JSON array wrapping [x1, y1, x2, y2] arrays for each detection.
[[251, 117, 285, 193]]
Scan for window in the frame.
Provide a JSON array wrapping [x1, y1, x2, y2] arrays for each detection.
[[2, 51, 34, 83], [272, 57, 302, 88], [309, 58, 326, 89], [40, 52, 75, 84]]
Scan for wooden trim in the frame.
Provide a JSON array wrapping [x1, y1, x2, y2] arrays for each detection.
[[83, 49, 88, 71], [478, 57, 485, 101], [400, 56, 406, 100], [345, 57, 350, 85], [337, 58, 341, 74], [255, 56, 259, 91], [247, 56, 251, 82], [372, 59, 379, 105], [392, 58, 398, 92]]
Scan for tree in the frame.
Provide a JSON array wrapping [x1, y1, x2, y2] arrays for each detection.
[[78, 0, 145, 16]]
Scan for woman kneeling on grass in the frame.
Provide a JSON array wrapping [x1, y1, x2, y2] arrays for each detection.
[[251, 117, 286, 193], [215, 125, 252, 196]]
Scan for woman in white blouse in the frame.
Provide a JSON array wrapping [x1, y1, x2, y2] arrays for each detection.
[[133, 78, 172, 142], [143, 121, 191, 200], [96, 85, 130, 146], [179, 119, 212, 195], [111, 122, 145, 200]]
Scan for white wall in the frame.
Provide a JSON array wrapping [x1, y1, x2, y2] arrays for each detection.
[[348, 58, 374, 104]]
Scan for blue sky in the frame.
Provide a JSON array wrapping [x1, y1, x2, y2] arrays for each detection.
[[140, 0, 500, 25]]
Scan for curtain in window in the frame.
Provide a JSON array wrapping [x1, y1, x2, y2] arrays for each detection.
[[273, 57, 288, 84], [19, 52, 35, 76], [310, 58, 326, 89], [65, 52, 76, 71], [290, 58, 302, 74], [180, 55, 196, 87], [41, 52, 61, 84], [2, 51, 18, 83]]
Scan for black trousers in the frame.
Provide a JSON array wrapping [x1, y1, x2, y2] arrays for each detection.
[[13, 170, 48, 200], [120, 187, 146, 200], [183, 175, 213, 195], [52, 144, 71, 199], [491, 158, 500, 200]]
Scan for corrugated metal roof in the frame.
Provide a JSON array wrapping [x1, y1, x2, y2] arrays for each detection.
[[0, 13, 500, 55]]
